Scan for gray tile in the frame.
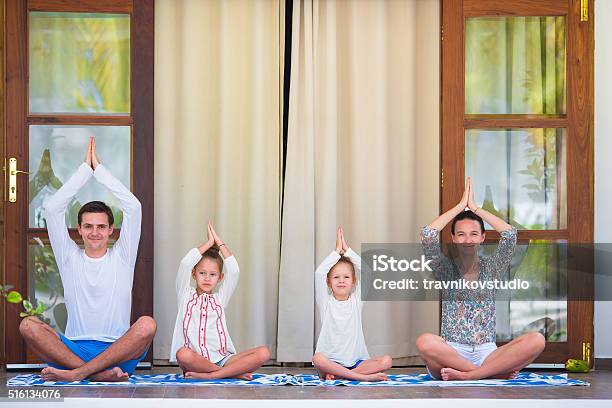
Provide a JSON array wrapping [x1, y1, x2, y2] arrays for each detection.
[[101, 386, 135, 398], [132, 386, 165, 398], [66, 386, 105, 398], [162, 385, 195, 399]]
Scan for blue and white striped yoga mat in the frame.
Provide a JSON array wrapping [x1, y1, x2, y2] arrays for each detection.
[[7, 372, 588, 387]]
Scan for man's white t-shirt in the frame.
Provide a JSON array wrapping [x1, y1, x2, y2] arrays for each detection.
[[43, 163, 142, 342]]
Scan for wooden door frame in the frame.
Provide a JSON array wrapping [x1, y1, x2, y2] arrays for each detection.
[[441, 0, 594, 364], [2, 0, 154, 365], [0, 0, 5, 367]]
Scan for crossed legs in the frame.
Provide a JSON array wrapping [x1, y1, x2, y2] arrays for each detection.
[[177, 346, 270, 380], [19, 316, 156, 382], [416, 332, 545, 381], [312, 353, 392, 382]]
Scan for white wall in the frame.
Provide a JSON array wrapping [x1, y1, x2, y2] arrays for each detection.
[[595, 0, 612, 358]]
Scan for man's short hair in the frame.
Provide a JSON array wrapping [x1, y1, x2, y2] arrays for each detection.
[[451, 210, 485, 234], [78, 201, 114, 226]]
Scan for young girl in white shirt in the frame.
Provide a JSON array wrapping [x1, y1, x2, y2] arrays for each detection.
[[170, 221, 270, 380], [312, 227, 392, 381]]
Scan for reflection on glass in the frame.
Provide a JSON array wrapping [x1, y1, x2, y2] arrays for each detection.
[[466, 16, 566, 114], [497, 300, 567, 342], [29, 125, 131, 228], [494, 242, 567, 342], [29, 12, 130, 113], [465, 128, 566, 230], [28, 242, 66, 334]]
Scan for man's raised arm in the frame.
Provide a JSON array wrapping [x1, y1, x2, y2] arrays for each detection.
[[91, 138, 142, 268], [43, 163, 93, 272]]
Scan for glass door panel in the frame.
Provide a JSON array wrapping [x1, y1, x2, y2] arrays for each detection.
[[494, 242, 568, 342], [466, 16, 566, 115], [28, 125, 131, 228], [28, 241, 64, 333], [29, 12, 130, 114], [465, 128, 567, 230]]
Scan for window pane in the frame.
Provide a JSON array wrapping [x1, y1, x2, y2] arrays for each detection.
[[29, 12, 130, 114], [465, 128, 567, 230], [497, 301, 567, 342], [495, 242, 567, 342], [28, 125, 131, 228], [28, 242, 66, 334], [466, 16, 566, 114]]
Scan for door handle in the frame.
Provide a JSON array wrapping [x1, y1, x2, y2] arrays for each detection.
[[8, 157, 30, 203]]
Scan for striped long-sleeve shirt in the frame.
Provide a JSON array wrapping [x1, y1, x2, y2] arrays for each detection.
[[170, 248, 239, 363]]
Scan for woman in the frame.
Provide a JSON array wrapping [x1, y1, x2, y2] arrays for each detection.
[[417, 177, 545, 380]]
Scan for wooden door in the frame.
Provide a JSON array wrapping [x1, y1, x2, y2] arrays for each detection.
[[441, 0, 594, 364], [2, 0, 154, 366]]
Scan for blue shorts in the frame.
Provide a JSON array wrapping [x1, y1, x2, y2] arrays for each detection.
[[47, 334, 148, 375], [344, 360, 364, 370]]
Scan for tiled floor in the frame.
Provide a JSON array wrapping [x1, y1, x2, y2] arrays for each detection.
[[2, 366, 610, 400]]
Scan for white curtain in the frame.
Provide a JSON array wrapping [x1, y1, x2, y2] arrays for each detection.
[[277, 0, 440, 363], [154, 0, 282, 360], [153, 0, 440, 363]]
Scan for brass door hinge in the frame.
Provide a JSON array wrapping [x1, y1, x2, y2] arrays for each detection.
[[441, 168, 444, 189], [581, 0, 589, 22], [582, 342, 592, 366]]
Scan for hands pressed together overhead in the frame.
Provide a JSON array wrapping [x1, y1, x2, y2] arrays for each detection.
[[459, 177, 479, 214], [84, 137, 101, 170], [198, 220, 232, 258], [427, 176, 511, 233], [335, 226, 350, 255]]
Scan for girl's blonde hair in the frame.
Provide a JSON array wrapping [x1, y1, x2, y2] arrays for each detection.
[[326, 256, 357, 286]]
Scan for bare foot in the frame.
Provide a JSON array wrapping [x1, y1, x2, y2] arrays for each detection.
[[362, 372, 388, 382], [508, 370, 519, 379], [440, 367, 469, 381], [491, 370, 519, 380], [184, 371, 214, 380], [234, 372, 253, 381], [90, 367, 129, 382], [320, 372, 386, 382], [41, 367, 83, 382]]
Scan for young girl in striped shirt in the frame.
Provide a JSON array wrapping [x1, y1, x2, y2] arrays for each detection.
[[170, 221, 270, 379]]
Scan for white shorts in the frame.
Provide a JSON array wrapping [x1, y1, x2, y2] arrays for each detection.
[[426, 341, 497, 378], [448, 341, 497, 367], [216, 353, 235, 367]]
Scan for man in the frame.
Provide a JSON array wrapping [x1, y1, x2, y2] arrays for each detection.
[[19, 137, 156, 382]]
